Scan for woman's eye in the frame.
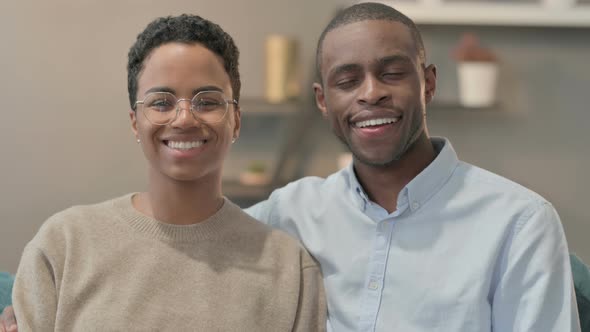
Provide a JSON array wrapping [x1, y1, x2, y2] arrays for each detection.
[[149, 100, 174, 111]]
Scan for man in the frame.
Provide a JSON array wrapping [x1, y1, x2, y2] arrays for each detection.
[[246, 2, 580, 331], [1, 2, 580, 332]]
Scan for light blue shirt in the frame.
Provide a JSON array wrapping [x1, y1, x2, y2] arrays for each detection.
[[245, 137, 580, 332]]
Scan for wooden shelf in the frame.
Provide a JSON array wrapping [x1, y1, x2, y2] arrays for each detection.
[[428, 101, 501, 112], [366, 1, 590, 27], [223, 180, 272, 200], [222, 180, 287, 207]]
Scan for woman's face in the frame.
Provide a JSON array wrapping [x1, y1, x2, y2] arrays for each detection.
[[129, 42, 240, 183]]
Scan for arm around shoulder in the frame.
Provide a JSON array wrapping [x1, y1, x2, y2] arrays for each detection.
[[243, 198, 272, 225], [492, 202, 581, 331], [0, 306, 17, 332]]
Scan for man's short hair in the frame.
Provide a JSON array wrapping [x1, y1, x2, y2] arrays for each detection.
[[315, 2, 426, 83], [127, 14, 241, 109]]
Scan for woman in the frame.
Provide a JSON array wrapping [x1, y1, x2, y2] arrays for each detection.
[[11, 14, 326, 331]]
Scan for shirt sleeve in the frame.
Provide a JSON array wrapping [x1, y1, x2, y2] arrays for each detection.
[[12, 244, 58, 331], [491, 202, 581, 331], [244, 192, 278, 226], [292, 250, 327, 332]]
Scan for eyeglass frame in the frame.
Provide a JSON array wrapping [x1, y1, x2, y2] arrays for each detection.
[[133, 90, 239, 126]]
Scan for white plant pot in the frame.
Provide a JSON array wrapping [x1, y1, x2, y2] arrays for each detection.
[[457, 62, 498, 108]]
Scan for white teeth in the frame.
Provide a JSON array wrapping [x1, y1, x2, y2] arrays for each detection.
[[166, 140, 205, 150], [355, 117, 399, 128]]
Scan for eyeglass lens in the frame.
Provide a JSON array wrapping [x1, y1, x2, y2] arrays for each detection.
[[141, 91, 229, 125]]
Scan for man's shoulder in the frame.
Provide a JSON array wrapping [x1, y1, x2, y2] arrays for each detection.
[[271, 170, 348, 200], [455, 161, 549, 206], [227, 201, 314, 261], [245, 170, 350, 227]]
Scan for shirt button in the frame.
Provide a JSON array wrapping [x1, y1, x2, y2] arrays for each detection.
[[411, 202, 420, 210], [377, 235, 387, 247], [368, 281, 379, 290]]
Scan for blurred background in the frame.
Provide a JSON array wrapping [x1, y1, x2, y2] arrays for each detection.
[[0, 0, 588, 273]]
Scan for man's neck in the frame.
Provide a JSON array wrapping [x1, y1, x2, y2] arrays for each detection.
[[133, 170, 224, 225], [354, 135, 436, 213]]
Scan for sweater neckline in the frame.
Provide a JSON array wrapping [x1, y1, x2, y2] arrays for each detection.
[[112, 193, 237, 243]]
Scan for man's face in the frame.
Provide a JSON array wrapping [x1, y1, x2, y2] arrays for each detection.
[[314, 20, 436, 167]]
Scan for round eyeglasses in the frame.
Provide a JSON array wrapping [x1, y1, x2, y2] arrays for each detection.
[[133, 90, 238, 125]]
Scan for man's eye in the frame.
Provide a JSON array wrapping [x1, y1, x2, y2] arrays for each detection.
[[383, 72, 405, 80], [335, 79, 357, 89]]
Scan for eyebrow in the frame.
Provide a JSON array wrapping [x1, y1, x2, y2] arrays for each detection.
[[378, 55, 414, 67], [193, 85, 223, 95], [144, 86, 175, 95], [143, 85, 224, 96]]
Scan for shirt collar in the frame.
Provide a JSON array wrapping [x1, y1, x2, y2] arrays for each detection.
[[405, 137, 459, 212], [344, 160, 369, 211], [344, 137, 459, 213]]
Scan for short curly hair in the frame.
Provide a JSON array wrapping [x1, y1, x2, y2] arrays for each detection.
[[127, 14, 241, 109]]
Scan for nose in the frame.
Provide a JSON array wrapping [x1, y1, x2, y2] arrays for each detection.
[[357, 75, 390, 105], [170, 99, 200, 128]]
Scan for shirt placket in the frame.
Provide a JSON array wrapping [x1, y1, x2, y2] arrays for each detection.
[[358, 208, 397, 332]]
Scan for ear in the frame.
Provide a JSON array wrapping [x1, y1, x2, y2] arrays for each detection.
[[313, 82, 328, 119], [232, 105, 241, 140], [129, 110, 139, 140], [424, 64, 437, 104]]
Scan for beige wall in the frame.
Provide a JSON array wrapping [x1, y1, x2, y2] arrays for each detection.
[[0, 0, 340, 272]]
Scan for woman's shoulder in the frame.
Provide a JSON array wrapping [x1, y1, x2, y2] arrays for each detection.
[[32, 194, 132, 248], [45, 194, 129, 225]]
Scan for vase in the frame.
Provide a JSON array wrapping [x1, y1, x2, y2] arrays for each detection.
[[457, 61, 498, 108], [264, 35, 300, 104]]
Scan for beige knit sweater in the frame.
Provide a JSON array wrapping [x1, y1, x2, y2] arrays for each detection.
[[13, 194, 326, 331]]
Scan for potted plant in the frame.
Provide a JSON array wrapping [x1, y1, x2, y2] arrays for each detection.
[[239, 161, 271, 186], [452, 32, 499, 108]]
